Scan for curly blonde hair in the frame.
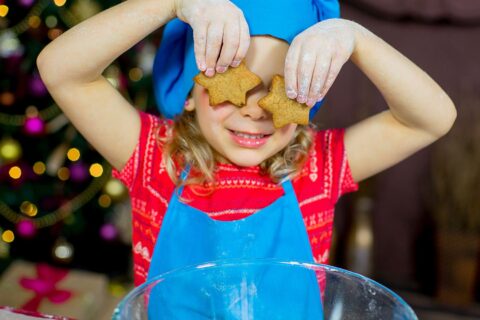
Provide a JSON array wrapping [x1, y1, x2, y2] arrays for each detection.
[[157, 108, 315, 199]]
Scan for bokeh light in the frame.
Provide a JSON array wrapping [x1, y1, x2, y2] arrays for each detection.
[[45, 15, 58, 28], [100, 223, 118, 241], [0, 5, 9, 18], [89, 163, 103, 177], [98, 194, 112, 208], [33, 161, 46, 175], [53, 240, 74, 262], [67, 148, 81, 161], [28, 16, 41, 29], [0, 92, 15, 106], [58, 167, 70, 181], [25, 106, 39, 117], [47, 28, 63, 41], [128, 67, 143, 82], [1, 230, 14, 243], [9, 166, 22, 179], [53, 0, 67, 7], [16, 220, 37, 238], [0, 138, 22, 163], [24, 116, 46, 135], [20, 201, 38, 217], [104, 178, 126, 199]]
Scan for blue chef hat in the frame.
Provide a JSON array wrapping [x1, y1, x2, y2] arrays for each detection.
[[152, 0, 340, 120]]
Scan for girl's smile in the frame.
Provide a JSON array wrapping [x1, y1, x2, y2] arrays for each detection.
[[228, 129, 273, 148]]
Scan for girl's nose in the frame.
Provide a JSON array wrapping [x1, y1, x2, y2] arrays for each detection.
[[239, 102, 270, 120]]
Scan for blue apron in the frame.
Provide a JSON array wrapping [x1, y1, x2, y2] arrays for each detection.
[[146, 165, 323, 319]]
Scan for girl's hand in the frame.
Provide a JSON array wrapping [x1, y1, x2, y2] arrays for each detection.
[[174, 0, 250, 77], [284, 19, 358, 107]]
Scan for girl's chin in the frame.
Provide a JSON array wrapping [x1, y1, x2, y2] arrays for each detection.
[[213, 150, 262, 167], [226, 155, 266, 167]]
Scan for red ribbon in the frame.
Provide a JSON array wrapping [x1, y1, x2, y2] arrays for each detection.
[[19, 263, 72, 311]]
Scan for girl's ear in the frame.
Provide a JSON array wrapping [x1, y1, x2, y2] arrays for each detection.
[[184, 96, 195, 112]]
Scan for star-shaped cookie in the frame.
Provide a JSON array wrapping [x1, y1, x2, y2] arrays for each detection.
[[193, 61, 262, 107], [258, 75, 311, 128]]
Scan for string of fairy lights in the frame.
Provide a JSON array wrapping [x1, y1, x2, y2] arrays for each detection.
[[0, 0, 150, 259], [0, 0, 53, 35]]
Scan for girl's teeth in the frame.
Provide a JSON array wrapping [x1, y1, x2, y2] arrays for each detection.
[[234, 131, 265, 139]]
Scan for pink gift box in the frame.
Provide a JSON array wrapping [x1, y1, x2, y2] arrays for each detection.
[[0, 260, 109, 319]]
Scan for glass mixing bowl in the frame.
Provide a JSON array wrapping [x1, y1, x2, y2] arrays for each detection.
[[112, 259, 417, 320]]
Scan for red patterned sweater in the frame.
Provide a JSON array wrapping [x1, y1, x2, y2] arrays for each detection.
[[112, 110, 358, 286]]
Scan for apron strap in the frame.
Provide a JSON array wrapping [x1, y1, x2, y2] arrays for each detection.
[[173, 164, 191, 199]]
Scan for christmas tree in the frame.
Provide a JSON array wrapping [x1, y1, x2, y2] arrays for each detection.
[[0, 0, 161, 283]]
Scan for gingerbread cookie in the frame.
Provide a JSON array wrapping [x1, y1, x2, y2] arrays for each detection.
[[258, 75, 311, 128], [193, 61, 262, 107]]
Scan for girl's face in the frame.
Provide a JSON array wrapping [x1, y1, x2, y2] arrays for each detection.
[[187, 36, 298, 167]]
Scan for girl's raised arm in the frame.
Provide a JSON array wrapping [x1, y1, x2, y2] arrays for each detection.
[[36, 0, 176, 171], [284, 19, 456, 183], [344, 23, 457, 182]]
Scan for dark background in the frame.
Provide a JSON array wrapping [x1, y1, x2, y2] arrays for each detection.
[[323, 1, 480, 318]]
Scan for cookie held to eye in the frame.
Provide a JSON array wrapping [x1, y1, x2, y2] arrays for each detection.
[[258, 75, 311, 128], [193, 61, 262, 107]]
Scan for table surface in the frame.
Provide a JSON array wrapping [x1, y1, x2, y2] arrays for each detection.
[[0, 307, 73, 320]]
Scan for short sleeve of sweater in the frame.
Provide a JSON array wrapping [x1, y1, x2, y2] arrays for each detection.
[[111, 110, 172, 192], [315, 128, 359, 203]]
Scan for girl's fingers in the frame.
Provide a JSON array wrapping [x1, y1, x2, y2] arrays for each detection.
[[284, 42, 301, 99], [215, 20, 240, 73], [193, 22, 208, 71], [232, 18, 250, 67], [205, 23, 224, 77], [320, 55, 344, 98], [296, 47, 315, 104], [307, 55, 331, 107]]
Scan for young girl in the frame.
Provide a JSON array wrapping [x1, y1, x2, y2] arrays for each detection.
[[36, 0, 456, 314]]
